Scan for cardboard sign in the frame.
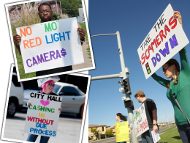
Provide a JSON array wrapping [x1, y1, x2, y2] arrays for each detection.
[[151, 131, 161, 143], [115, 121, 130, 142], [25, 92, 62, 137], [133, 104, 149, 136], [137, 4, 189, 79], [16, 17, 84, 73]]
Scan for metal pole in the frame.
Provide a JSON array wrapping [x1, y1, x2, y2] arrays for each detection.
[[91, 32, 138, 143], [91, 33, 116, 37], [91, 73, 121, 80], [116, 31, 133, 121], [115, 31, 127, 78], [115, 31, 138, 143]]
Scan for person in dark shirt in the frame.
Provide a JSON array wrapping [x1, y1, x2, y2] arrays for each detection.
[[135, 90, 158, 143], [13, 2, 85, 76]]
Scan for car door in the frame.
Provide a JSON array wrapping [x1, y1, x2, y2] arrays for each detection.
[[59, 86, 85, 114]]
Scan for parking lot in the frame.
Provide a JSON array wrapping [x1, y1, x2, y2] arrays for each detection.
[[2, 113, 83, 143]]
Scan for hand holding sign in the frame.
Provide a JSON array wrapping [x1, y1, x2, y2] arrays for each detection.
[[78, 28, 86, 43], [14, 27, 86, 53], [152, 124, 159, 133], [13, 34, 21, 44], [137, 4, 189, 79], [174, 11, 182, 25], [13, 34, 21, 54]]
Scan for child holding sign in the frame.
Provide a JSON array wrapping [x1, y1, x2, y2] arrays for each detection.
[[27, 77, 59, 143], [152, 11, 190, 143]]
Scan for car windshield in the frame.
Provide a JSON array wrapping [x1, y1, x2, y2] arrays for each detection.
[[53, 84, 61, 94]]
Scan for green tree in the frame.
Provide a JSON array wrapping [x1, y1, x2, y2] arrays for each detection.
[[106, 128, 114, 137], [91, 128, 100, 140], [60, 0, 82, 17]]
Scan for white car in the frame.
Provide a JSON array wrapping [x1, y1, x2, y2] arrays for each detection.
[[53, 82, 85, 118], [8, 73, 24, 117]]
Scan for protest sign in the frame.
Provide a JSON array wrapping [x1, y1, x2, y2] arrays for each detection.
[[151, 131, 161, 143], [133, 104, 149, 136], [16, 17, 84, 73], [115, 121, 130, 142], [137, 4, 189, 79], [25, 92, 62, 137]]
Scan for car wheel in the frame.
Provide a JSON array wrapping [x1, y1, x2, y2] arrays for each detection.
[[7, 101, 17, 118]]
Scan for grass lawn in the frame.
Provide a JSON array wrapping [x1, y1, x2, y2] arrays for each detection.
[[160, 126, 182, 143], [15, 49, 36, 79]]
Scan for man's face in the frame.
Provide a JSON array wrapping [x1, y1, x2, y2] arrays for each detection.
[[136, 96, 142, 103], [38, 5, 52, 22]]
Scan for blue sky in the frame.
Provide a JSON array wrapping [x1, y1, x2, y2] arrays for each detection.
[[88, 0, 190, 126]]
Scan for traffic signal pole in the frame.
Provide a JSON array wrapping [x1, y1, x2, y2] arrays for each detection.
[[91, 31, 138, 143], [115, 31, 133, 122]]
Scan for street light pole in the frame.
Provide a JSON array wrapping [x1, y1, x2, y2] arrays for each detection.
[[115, 31, 133, 119], [115, 31, 127, 78], [91, 31, 138, 143]]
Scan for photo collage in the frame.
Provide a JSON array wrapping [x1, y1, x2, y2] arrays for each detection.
[[1, 0, 190, 143]]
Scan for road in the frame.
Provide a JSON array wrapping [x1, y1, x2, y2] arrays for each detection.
[[90, 137, 116, 143], [89, 125, 176, 143], [2, 113, 83, 143]]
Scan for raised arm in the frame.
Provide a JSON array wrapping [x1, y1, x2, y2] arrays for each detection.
[[174, 11, 190, 73], [179, 48, 190, 73], [151, 73, 170, 88]]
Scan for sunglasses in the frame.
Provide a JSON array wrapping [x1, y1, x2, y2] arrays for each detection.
[[163, 64, 175, 72]]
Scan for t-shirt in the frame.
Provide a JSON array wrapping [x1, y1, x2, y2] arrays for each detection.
[[143, 98, 157, 128], [152, 48, 190, 125], [115, 121, 130, 142], [36, 66, 72, 76]]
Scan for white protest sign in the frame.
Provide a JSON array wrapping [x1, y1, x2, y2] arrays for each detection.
[[151, 131, 161, 143], [16, 17, 84, 73], [25, 92, 62, 137], [133, 104, 149, 137], [137, 4, 189, 79]]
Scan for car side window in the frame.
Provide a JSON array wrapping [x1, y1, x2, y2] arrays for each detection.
[[59, 86, 80, 96]]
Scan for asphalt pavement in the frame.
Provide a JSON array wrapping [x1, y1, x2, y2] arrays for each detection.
[[90, 137, 116, 143], [2, 113, 83, 143]]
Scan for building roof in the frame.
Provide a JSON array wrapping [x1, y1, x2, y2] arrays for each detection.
[[89, 124, 110, 128]]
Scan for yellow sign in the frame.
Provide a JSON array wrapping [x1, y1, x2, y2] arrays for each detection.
[[115, 121, 130, 142]]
